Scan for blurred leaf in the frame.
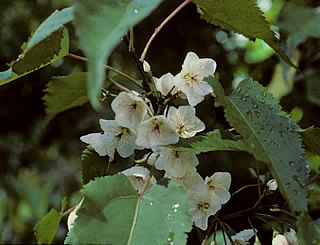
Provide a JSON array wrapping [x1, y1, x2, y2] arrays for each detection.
[[34, 209, 62, 245], [245, 39, 274, 64], [73, 0, 163, 110], [0, 28, 69, 86], [302, 127, 320, 155], [192, 0, 295, 67], [171, 129, 246, 154], [307, 183, 320, 212], [290, 107, 303, 123], [65, 175, 192, 244], [25, 7, 73, 51], [306, 152, 320, 173], [210, 77, 308, 212], [43, 72, 88, 126], [81, 147, 134, 184], [306, 72, 320, 107], [297, 212, 320, 245], [60, 197, 68, 214]]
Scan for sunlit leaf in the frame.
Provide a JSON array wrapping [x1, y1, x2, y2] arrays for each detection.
[[210, 77, 308, 212], [192, 0, 295, 67], [73, 0, 163, 109], [171, 129, 246, 154], [65, 175, 192, 244]]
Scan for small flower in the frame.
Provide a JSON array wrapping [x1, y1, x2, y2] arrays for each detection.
[[143, 60, 151, 73], [272, 234, 289, 245], [165, 167, 203, 190], [135, 115, 179, 148], [227, 229, 256, 245], [267, 179, 278, 191], [174, 52, 216, 106], [154, 148, 199, 178], [204, 172, 231, 204], [111, 92, 147, 132], [67, 197, 84, 231], [121, 166, 157, 193], [153, 73, 178, 96], [167, 105, 205, 138], [188, 185, 221, 230], [80, 120, 137, 162]]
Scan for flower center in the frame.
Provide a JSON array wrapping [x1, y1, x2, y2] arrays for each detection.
[[197, 201, 210, 212], [184, 72, 199, 85]]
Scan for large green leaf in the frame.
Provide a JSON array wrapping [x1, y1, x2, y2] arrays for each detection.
[[43, 72, 89, 126], [0, 27, 69, 86], [34, 209, 62, 245], [192, 0, 294, 67], [210, 77, 308, 212], [65, 174, 192, 244], [81, 147, 134, 184], [171, 129, 246, 154], [73, 0, 163, 110]]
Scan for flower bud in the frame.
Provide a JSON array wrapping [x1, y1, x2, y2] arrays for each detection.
[[272, 234, 289, 245], [267, 179, 278, 191], [143, 60, 151, 73]]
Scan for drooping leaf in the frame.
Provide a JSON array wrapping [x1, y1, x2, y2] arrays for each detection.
[[171, 129, 246, 154], [73, 0, 163, 109], [65, 174, 192, 244], [210, 77, 308, 212], [81, 147, 134, 184], [192, 0, 295, 67], [302, 127, 320, 155], [297, 212, 320, 245], [0, 27, 69, 86], [34, 209, 62, 245], [43, 72, 89, 126]]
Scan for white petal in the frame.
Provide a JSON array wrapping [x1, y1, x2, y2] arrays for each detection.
[[80, 133, 110, 157], [205, 172, 231, 204], [154, 73, 177, 96], [67, 197, 84, 231], [115, 127, 136, 158]]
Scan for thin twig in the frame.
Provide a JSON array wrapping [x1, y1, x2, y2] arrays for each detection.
[[129, 27, 135, 52], [305, 173, 320, 186], [256, 161, 262, 204], [67, 53, 144, 89], [201, 221, 216, 245], [231, 183, 259, 197], [140, 0, 192, 62], [247, 216, 259, 241], [61, 206, 76, 217], [215, 217, 235, 245]]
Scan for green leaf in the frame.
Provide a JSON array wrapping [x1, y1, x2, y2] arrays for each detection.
[[65, 175, 192, 244], [297, 212, 320, 245], [302, 127, 320, 155], [171, 129, 246, 154], [0, 27, 69, 86], [306, 71, 320, 107], [192, 0, 295, 67], [73, 0, 163, 110], [81, 147, 134, 184], [210, 77, 308, 212], [43, 72, 89, 126], [60, 197, 68, 213], [34, 209, 62, 244]]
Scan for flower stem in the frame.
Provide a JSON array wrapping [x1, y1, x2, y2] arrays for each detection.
[[67, 53, 144, 89], [140, 0, 192, 62]]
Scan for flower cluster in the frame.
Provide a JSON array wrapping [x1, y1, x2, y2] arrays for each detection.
[[80, 52, 230, 230]]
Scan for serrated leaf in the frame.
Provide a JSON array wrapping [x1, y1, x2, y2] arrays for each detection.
[[210, 77, 308, 212], [81, 147, 134, 184], [34, 209, 62, 245], [302, 127, 320, 155], [0, 27, 69, 86], [43, 72, 88, 126], [25, 7, 74, 51], [171, 129, 246, 154], [65, 175, 192, 245], [73, 0, 163, 110], [192, 0, 295, 67], [297, 212, 320, 245]]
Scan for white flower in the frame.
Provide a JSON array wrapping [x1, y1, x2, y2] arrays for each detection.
[[205, 172, 231, 204], [284, 229, 298, 245], [167, 105, 205, 138], [227, 229, 256, 245], [174, 52, 216, 106], [121, 166, 157, 194], [153, 73, 178, 96], [67, 197, 84, 231], [272, 234, 289, 245], [267, 179, 278, 191], [143, 60, 151, 73], [80, 120, 137, 162], [154, 148, 199, 178], [111, 92, 147, 132], [165, 167, 203, 190], [188, 185, 221, 230], [135, 115, 179, 148]]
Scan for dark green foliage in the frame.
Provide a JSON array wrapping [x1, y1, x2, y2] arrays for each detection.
[[211, 77, 308, 212], [81, 147, 134, 184], [302, 127, 320, 155], [297, 212, 320, 245]]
